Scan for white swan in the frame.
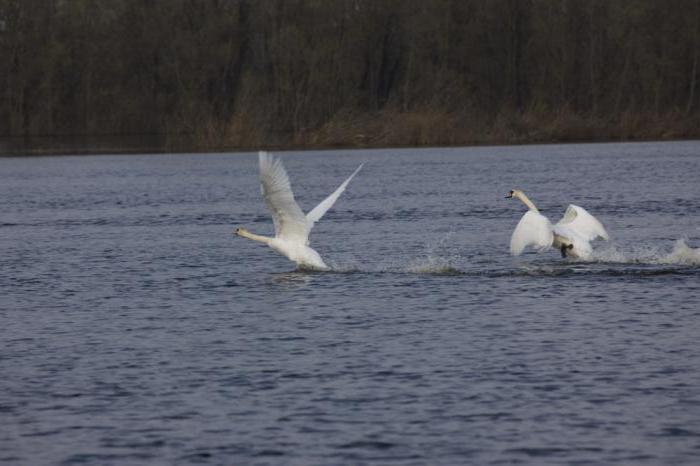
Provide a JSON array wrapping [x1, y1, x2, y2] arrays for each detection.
[[235, 151, 363, 270], [505, 189, 609, 259]]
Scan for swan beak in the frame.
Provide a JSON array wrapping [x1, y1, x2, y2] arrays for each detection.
[[505, 193, 513, 199]]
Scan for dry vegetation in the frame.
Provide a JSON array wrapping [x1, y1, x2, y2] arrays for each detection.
[[1, 0, 699, 153]]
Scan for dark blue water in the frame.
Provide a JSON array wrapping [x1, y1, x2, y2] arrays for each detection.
[[2, 142, 700, 465]]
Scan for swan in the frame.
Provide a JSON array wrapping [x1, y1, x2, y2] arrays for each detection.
[[505, 189, 609, 259], [235, 151, 363, 270]]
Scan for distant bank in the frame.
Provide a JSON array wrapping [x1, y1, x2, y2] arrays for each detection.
[[4, 3, 700, 156], [2, 109, 698, 156]]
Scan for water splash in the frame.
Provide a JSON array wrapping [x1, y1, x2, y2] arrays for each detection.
[[326, 256, 463, 275], [660, 239, 700, 265], [326, 232, 465, 274], [589, 239, 700, 266], [403, 232, 462, 273], [404, 255, 463, 275]]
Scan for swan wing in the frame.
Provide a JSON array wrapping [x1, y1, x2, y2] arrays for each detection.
[[555, 204, 609, 241], [510, 210, 554, 255], [258, 151, 309, 242], [305, 163, 364, 226]]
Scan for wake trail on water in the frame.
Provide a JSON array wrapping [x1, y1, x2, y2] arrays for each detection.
[[588, 238, 700, 266], [321, 239, 700, 277]]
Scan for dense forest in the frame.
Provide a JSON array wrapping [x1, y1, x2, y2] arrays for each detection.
[[1, 0, 699, 152]]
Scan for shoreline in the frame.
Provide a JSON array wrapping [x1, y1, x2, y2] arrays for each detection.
[[2, 135, 699, 157]]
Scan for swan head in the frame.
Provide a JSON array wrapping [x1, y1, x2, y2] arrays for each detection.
[[234, 227, 245, 236], [505, 189, 539, 212], [505, 189, 519, 199]]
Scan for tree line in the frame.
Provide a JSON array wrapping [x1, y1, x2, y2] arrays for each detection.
[[1, 0, 699, 151]]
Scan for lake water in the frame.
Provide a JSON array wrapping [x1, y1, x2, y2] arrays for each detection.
[[2, 142, 700, 465]]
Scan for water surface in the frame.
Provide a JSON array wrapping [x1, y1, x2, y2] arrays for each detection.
[[2, 142, 700, 465]]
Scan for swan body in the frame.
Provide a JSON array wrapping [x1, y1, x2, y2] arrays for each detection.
[[235, 151, 363, 270], [506, 189, 609, 259]]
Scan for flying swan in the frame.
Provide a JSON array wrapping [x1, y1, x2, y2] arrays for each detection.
[[505, 189, 609, 259], [235, 151, 363, 270]]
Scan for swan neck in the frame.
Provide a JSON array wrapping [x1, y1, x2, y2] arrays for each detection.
[[516, 191, 539, 212], [239, 229, 272, 245]]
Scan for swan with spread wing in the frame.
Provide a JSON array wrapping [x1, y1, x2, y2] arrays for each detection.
[[505, 189, 609, 259], [235, 151, 363, 270]]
